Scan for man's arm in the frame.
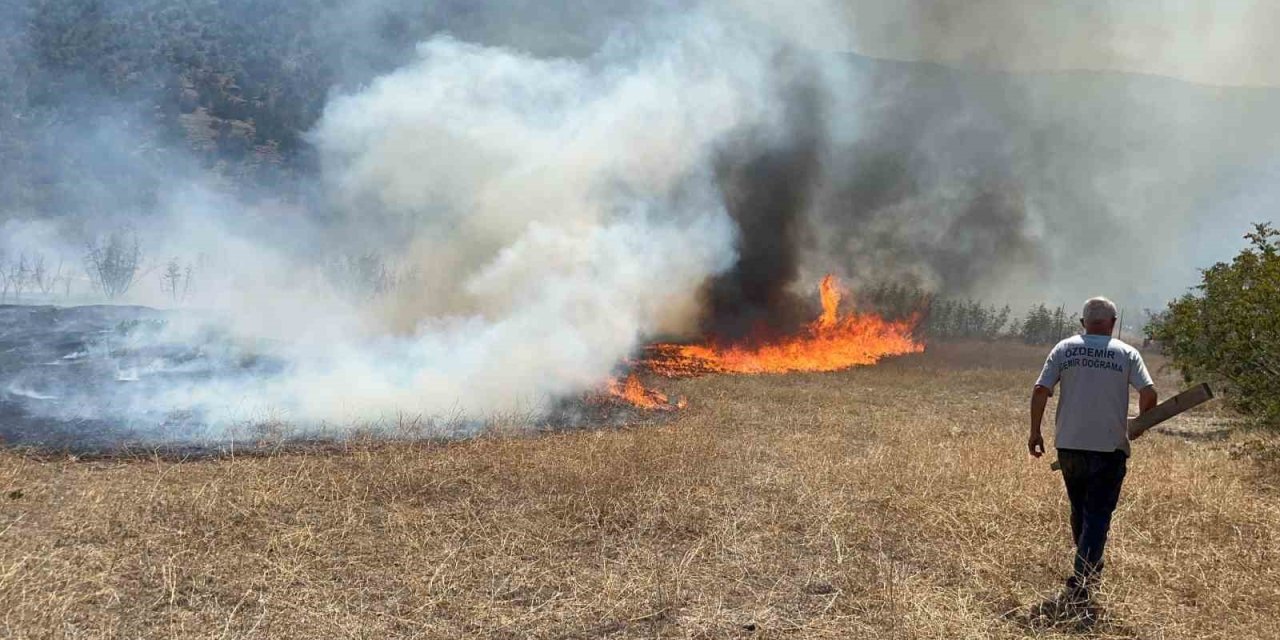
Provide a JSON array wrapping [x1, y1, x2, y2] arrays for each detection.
[[1128, 348, 1158, 439], [1029, 385, 1051, 457], [1139, 386, 1158, 413], [1129, 386, 1159, 440], [1029, 344, 1061, 458]]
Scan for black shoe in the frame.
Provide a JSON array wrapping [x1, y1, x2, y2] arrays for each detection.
[[1061, 583, 1102, 629], [1027, 591, 1072, 623], [1064, 599, 1100, 631], [1026, 587, 1094, 628], [1065, 585, 1090, 609], [1027, 597, 1061, 625]]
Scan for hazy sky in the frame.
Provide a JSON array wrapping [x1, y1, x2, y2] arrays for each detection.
[[737, 0, 1280, 88]]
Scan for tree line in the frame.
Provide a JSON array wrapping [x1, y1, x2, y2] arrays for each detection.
[[1, 228, 420, 305], [858, 282, 1080, 345]]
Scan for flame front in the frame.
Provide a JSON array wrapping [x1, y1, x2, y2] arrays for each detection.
[[816, 274, 841, 330], [606, 373, 686, 411], [645, 274, 923, 376], [601, 275, 920, 409]]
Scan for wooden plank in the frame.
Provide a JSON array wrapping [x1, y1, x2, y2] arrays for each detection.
[[1048, 383, 1214, 471], [1127, 382, 1213, 438]]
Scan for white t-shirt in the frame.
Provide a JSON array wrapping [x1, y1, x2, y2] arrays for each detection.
[[1035, 334, 1154, 455]]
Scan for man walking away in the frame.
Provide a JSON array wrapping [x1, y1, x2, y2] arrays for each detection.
[[1028, 297, 1157, 620]]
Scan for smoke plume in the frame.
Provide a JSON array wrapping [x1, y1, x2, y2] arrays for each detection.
[[0, 0, 1278, 445], [1, 1, 821, 438]]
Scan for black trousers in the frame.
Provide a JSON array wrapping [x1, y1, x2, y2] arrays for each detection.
[[1057, 448, 1128, 591]]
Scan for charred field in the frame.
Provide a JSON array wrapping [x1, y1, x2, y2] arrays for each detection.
[[0, 304, 677, 459], [2, 342, 1277, 639]]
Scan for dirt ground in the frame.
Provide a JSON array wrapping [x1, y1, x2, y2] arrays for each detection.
[[1, 342, 1277, 639]]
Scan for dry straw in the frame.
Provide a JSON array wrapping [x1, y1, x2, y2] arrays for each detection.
[[0, 344, 1276, 638]]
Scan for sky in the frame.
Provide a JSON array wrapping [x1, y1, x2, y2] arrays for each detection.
[[739, 0, 1280, 88]]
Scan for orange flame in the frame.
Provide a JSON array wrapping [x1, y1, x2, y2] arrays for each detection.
[[645, 274, 923, 376], [816, 274, 840, 330], [605, 373, 686, 411]]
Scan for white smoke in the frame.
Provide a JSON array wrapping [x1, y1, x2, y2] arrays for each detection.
[[5, 4, 817, 433], [275, 14, 795, 421]]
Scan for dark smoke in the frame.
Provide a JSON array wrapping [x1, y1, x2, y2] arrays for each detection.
[[708, 50, 1280, 318], [701, 57, 827, 342], [811, 60, 1046, 297], [701, 56, 1048, 339]]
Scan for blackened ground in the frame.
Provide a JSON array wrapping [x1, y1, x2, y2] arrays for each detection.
[[0, 305, 282, 453], [0, 304, 672, 457]]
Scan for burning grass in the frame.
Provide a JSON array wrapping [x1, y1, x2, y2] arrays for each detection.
[[643, 275, 923, 377], [1, 343, 1278, 638], [604, 373, 686, 412]]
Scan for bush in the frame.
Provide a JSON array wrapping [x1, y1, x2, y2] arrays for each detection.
[[84, 229, 142, 300], [926, 298, 1011, 341], [858, 282, 1097, 345], [859, 283, 1013, 342], [324, 252, 419, 300], [1150, 223, 1280, 426], [160, 258, 194, 303], [1019, 303, 1078, 345]]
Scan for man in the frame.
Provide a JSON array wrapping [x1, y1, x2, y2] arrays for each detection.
[[1028, 297, 1157, 617]]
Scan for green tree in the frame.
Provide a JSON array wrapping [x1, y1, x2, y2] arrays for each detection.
[[1152, 223, 1280, 425]]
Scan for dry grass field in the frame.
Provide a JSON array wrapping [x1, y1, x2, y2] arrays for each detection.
[[1, 343, 1278, 639]]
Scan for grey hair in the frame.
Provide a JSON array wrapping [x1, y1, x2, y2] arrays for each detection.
[[1082, 297, 1118, 324]]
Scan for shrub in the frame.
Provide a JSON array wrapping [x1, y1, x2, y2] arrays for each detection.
[[859, 283, 1013, 341], [1019, 303, 1078, 345], [84, 229, 142, 300], [926, 298, 1011, 341], [1150, 223, 1279, 426], [324, 252, 420, 300], [0, 253, 37, 303], [31, 255, 63, 295], [160, 258, 194, 303]]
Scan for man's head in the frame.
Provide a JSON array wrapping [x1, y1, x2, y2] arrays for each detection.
[[1080, 297, 1118, 336]]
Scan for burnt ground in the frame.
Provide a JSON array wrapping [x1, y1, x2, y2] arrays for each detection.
[[0, 304, 283, 454], [0, 304, 668, 457]]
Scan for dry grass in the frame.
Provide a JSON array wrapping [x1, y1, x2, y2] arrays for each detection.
[[2, 343, 1278, 639]]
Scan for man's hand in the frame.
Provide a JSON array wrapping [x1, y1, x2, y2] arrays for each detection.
[[1028, 431, 1045, 457], [1029, 385, 1051, 458]]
